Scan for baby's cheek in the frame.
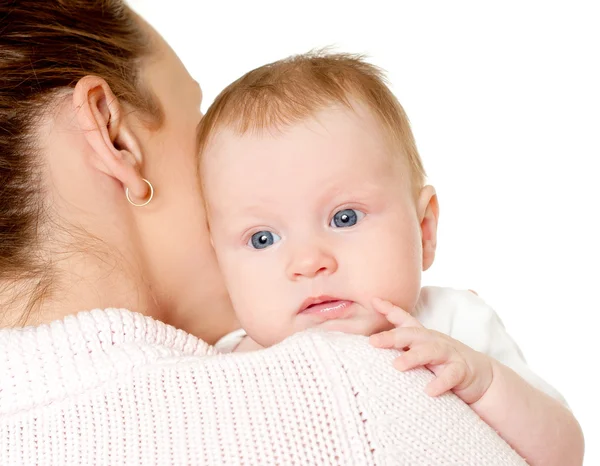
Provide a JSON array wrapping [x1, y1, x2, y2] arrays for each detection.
[[228, 274, 266, 320], [228, 274, 290, 347], [382, 259, 422, 312], [353, 232, 422, 310], [239, 308, 290, 348]]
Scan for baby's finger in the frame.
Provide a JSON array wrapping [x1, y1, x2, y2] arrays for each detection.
[[425, 362, 467, 397], [369, 326, 429, 349], [394, 342, 451, 372], [372, 298, 422, 328]]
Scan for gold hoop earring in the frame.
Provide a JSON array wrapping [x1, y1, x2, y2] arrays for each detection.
[[126, 178, 154, 207]]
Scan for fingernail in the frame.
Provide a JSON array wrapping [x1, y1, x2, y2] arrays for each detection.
[[394, 358, 406, 371], [425, 386, 439, 397], [369, 334, 382, 346], [372, 298, 388, 313]]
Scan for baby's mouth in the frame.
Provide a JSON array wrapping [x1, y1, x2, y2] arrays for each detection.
[[298, 296, 353, 320]]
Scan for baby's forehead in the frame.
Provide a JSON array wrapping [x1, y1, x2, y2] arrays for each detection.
[[200, 109, 410, 206], [202, 117, 409, 207], [203, 102, 394, 159]]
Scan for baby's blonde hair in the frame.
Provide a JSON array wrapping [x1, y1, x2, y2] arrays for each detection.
[[197, 51, 426, 189]]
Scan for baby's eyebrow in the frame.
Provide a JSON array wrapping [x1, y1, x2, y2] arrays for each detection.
[[216, 203, 268, 222], [238, 203, 273, 217]]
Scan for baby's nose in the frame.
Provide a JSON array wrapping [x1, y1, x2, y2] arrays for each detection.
[[286, 245, 338, 280]]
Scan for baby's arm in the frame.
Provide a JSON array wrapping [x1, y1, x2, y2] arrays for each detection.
[[472, 357, 583, 466], [370, 298, 584, 466]]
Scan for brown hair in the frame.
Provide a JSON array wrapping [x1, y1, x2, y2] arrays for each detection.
[[0, 0, 160, 320], [197, 51, 426, 188]]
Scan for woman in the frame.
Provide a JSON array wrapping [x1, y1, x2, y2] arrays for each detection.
[[0, 1, 526, 464]]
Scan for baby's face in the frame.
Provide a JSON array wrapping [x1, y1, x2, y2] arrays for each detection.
[[203, 104, 435, 347]]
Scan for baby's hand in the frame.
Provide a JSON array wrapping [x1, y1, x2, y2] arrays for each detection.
[[369, 298, 494, 404]]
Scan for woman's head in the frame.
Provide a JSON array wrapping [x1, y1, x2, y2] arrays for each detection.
[[0, 1, 233, 338]]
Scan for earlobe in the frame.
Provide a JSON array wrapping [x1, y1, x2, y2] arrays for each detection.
[[418, 185, 439, 271], [73, 75, 149, 201]]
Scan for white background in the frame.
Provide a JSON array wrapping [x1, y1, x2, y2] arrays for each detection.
[[131, 0, 599, 462]]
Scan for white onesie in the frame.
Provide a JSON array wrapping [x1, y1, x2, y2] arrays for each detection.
[[215, 286, 565, 402]]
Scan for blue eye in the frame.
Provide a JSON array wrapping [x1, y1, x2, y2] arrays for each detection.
[[330, 208, 365, 228], [248, 231, 281, 249]]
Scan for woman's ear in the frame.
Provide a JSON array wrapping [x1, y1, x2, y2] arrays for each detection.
[[417, 185, 439, 271], [73, 75, 149, 201]]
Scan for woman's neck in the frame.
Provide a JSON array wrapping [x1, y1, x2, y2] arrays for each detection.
[[0, 249, 238, 343], [0, 105, 239, 342], [0, 245, 154, 328], [0, 194, 239, 341]]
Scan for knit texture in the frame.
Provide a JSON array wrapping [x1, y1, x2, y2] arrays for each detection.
[[0, 309, 526, 465]]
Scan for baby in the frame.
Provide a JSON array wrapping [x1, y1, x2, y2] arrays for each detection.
[[198, 53, 583, 464]]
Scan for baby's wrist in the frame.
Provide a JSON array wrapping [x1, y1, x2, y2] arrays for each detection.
[[452, 353, 496, 406], [467, 357, 504, 408]]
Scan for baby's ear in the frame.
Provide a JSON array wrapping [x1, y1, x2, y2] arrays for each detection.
[[417, 185, 439, 271]]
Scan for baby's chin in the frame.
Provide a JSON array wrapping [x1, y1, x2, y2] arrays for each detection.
[[300, 314, 393, 337], [252, 311, 394, 347]]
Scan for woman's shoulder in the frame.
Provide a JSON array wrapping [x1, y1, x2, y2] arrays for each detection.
[[0, 310, 525, 465], [0, 309, 377, 415], [0, 308, 210, 414]]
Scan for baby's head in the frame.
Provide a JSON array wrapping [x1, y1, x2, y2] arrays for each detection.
[[198, 52, 439, 347]]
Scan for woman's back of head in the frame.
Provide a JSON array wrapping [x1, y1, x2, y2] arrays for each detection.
[[1, 1, 235, 339], [0, 0, 155, 323]]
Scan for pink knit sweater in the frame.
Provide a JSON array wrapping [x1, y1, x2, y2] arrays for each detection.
[[0, 309, 525, 465]]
